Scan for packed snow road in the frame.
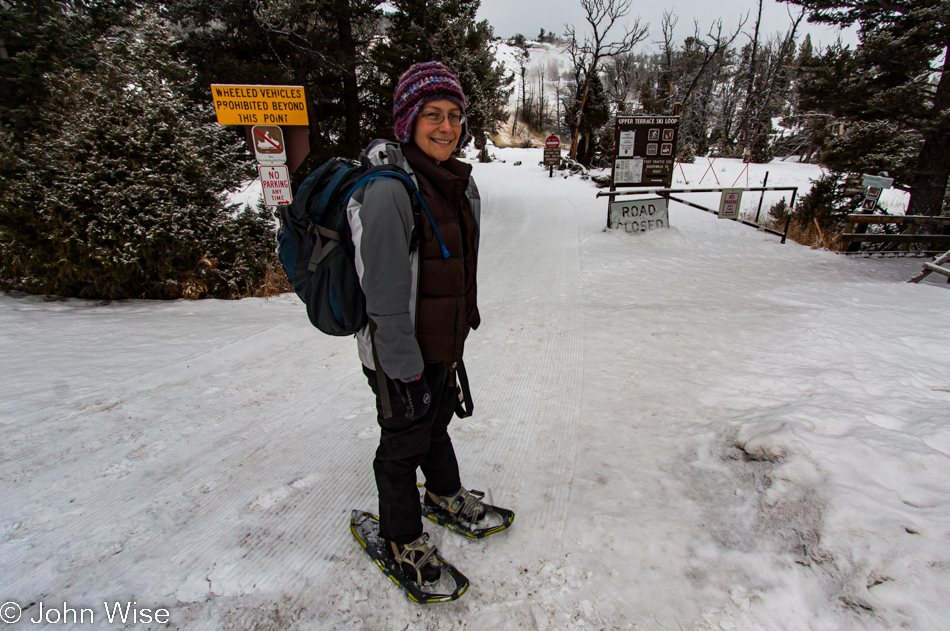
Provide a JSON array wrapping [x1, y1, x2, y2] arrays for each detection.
[[2, 151, 949, 630]]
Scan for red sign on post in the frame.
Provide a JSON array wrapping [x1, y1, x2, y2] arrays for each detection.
[[546, 135, 560, 148], [719, 189, 742, 219], [259, 165, 293, 206]]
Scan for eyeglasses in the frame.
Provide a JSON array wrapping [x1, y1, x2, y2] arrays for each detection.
[[418, 111, 467, 126]]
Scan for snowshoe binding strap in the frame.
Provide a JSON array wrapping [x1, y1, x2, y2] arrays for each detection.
[[390, 533, 441, 585], [428, 487, 487, 524]]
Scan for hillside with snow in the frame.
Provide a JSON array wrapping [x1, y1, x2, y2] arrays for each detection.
[[491, 40, 573, 146]]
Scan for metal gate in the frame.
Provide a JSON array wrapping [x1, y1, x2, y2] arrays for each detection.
[[597, 186, 799, 243]]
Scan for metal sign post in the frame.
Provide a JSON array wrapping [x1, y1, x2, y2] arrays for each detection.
[[861, 173, 892, 213], [210, 80, 312, 180], [210, 82, 314, 206], [719, 189, 743, 219], [861, 174, 894, 189]]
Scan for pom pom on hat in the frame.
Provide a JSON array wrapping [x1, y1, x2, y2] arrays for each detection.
[[393, 61, 468, 146]]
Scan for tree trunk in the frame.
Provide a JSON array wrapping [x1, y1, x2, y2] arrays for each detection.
[[291, 52, 322, 159], [907, 44, 950, 217], [538, 66, 545, 131], [335, 2, 361, 158], [571, 73, 592, 161], [736, 0, 763, 150]]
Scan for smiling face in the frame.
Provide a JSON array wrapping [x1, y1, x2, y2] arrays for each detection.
[[412, 99, 462, 164]]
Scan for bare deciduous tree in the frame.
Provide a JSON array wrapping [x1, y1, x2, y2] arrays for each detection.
[[663, 13, 744, 115], [564, 0, 649, 159]]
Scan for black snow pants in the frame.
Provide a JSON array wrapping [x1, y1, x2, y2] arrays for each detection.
[[363, 362, 462, 544]]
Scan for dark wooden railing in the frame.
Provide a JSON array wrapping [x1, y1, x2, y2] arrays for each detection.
[[837, 215, 950, 253]]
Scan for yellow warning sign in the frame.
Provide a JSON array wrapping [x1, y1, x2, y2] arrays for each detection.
[[210, 84, 308, 126]]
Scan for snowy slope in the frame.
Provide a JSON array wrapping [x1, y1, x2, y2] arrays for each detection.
[[2, 152, 949, 630], [492, 40, 572, 146]]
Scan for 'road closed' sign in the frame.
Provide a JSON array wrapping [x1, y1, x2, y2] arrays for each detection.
[[609, 197, 669, 234]]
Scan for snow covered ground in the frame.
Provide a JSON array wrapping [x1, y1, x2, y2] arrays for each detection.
[[2, 150, 949, 630]]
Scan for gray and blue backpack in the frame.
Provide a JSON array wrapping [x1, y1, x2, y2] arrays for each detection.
[[276, 158, 449, 336]]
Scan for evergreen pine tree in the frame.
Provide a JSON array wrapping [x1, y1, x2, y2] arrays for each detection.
[[794, 171, 861, 234], [369, 0, 512, 147], [784, 0, 950, 215], [0, 12, 263, 299], [564, 72, 610, 167], [0, 0, 133, 141]]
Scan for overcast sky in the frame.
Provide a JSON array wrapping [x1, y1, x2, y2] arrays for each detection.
[[476, 0, 857, 50]]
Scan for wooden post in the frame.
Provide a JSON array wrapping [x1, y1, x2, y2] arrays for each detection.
[[908, 249, 950, 283], [813, 218, 825, 248]]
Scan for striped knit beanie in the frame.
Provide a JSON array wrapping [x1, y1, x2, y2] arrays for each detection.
[[393, 61, 468, 146]]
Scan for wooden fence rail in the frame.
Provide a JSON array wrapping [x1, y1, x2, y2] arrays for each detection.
[[837, 215, 950, 253]]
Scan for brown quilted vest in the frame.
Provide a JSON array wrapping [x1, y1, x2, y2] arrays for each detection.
[[402, 142, 480, 366]]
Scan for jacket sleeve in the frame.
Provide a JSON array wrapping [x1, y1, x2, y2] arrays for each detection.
[[349, 176, 424, 381]]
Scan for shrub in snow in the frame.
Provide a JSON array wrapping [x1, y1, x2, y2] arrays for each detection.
[[677, 142, 696, 164], [768, 198, 790, 224], [0, 14, 269, 300], [793, 172, 860, 237], [564, 73, 610, 167]]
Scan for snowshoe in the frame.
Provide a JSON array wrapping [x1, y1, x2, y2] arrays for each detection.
[[419, 485, 515, 539], [350, 509, 469, 604]]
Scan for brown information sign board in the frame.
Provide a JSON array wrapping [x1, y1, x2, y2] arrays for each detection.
[[611, 116, 680, 188], [211, 84, 308, 126]]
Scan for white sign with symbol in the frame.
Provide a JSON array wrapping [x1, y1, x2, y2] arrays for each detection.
[[861, 174, 894, 189], [259, 165, 292, 206], [719, 189, 742, 219], [252, 125, 287, 165], [619, 131, 635, 157]]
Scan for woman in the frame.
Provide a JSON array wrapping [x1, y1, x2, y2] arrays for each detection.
[[348, 62, 487, 584]]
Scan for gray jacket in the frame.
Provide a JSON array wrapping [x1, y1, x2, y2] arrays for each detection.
[[348, 139, 481, 381]]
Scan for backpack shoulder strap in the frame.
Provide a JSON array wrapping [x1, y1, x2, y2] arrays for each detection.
[[315, 165, 355, 216], [295, 158, 349, 215], [345, 166, 450, 259], [343, 166, 425, 250], [344, 164, 416, 201]]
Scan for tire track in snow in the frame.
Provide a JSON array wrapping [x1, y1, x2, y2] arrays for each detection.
[[1, 317, 381, 604], [462, 164, 583, 542], [2, 161, 585, 615]]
